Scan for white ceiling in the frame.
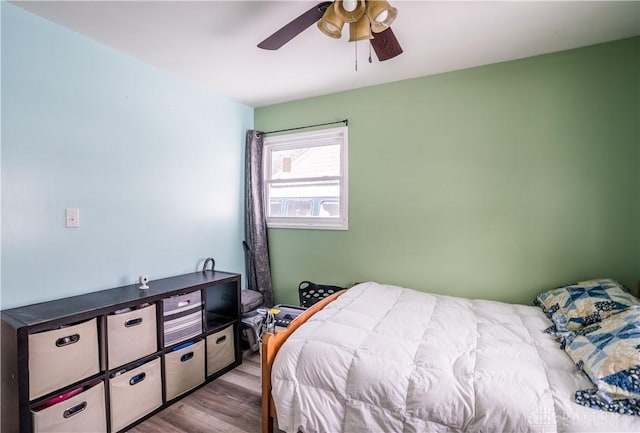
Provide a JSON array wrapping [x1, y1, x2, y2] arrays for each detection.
[[12, 1, 640, 108]]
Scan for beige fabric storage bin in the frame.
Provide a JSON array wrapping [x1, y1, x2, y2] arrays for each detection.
[[32, 382, 106, 433], [109, 357, 162, 432], [165, 340, 205, 400], [28, 318, 100, 400], [107, 304, 157, 369], [206, 325, 235, 376]]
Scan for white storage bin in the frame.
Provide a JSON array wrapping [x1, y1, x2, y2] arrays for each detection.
[[165, 340, 205, 400], [107, 304, 157, 368], [32, 382, 106, 433], [206, 325, 235, 376], [109, 357, 162, 432], [28, 318, 100, 400]]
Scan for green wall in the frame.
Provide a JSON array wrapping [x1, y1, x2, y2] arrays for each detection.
[[256, 37, 640, 306]]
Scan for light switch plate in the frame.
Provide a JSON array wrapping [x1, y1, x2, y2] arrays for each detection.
[[66, 208, 79, 228]]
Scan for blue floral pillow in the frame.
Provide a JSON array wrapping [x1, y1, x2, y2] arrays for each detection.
[[563, 305, 640, 416], [534, 279, 638, 332]]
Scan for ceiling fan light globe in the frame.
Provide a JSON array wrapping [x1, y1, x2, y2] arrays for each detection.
[[366, 1, 397, 33], [317, 6, 345, 38], [348, 14, 373, 42], [343, 0, 358, 12], [318, 21, 343, 39], [334, 0, 366, 23], [375, 10, 389, 22]]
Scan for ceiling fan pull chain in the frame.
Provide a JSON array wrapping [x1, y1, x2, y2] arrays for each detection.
[[355, 39, 358, 72]]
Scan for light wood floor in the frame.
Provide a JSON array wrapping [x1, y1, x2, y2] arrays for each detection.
[[129, 351, 281, 433]]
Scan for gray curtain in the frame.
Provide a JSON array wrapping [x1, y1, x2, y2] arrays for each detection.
[[244, 130, 274, 307]]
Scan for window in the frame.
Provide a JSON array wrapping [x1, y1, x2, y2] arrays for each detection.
[[264, 126, 348, 230]]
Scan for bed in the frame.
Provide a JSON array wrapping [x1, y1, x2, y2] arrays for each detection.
[[261, 281, 640, 433]]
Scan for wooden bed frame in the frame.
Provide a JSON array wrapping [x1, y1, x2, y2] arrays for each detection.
[[260, 290, 346, 433]]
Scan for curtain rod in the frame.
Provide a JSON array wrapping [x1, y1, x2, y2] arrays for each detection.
[[263, 119, 348, 135]]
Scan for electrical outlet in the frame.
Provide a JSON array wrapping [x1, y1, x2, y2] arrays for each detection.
[[66, 208, 79, 228]]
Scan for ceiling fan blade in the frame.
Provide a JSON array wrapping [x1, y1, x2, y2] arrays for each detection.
[[258, 1, 333, 50], [370, 27, 403, 61]]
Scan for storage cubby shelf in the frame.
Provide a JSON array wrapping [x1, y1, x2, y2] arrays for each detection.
[[1, 270, 242, 433]]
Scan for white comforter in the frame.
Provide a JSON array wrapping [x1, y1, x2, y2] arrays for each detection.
[[271, 282, 640, 433]]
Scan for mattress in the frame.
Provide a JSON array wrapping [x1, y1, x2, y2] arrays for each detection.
[[271, 282, 640, 433]]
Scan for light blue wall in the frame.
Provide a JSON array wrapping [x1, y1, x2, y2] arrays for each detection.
[[1, 3, 253, 308]]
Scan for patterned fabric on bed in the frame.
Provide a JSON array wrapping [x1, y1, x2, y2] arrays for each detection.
[[564, 306, 640, 416], [534, 279, 638, 332]]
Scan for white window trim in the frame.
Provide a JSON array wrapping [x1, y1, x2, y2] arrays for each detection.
[[263, 126, 348, 230]]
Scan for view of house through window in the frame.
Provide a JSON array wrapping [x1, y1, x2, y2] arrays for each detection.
[[263, 127, 348, 230]]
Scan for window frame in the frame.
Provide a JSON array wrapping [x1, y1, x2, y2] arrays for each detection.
[[263, 126, 348, 230]]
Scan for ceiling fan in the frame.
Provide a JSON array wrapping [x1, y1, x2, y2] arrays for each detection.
[[258, 0, 403, 62]]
